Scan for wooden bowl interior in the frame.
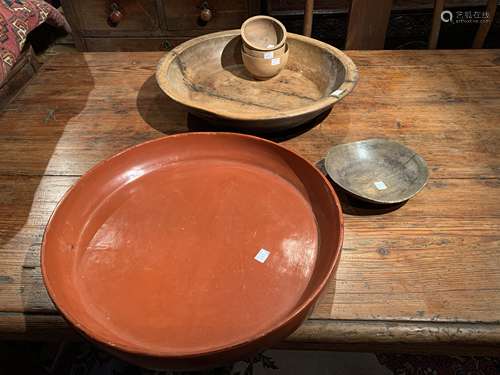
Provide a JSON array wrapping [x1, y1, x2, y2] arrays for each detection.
[[164, 33, 348, 116], [243, 18, 285, 50]]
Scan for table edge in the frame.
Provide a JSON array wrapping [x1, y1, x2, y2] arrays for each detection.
[[2, 313, 500, 348]]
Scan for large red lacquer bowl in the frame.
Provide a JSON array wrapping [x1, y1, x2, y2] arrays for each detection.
[[41, 133, 343, 369]]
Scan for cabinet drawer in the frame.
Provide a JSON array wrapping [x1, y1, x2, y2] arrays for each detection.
[[164, 0, 249, 31], [69, 0, 161, 36]]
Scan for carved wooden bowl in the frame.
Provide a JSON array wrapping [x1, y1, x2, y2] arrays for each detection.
[[325, 139, 429, 204], [156, 30, 358, 133], [41, 133, 344, 369]]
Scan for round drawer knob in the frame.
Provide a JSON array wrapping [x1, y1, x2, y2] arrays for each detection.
[[199, 2, 213, 22], [200, 8, 212, 22], [162, 40, 173, 51], [108, 3, 123, 26]]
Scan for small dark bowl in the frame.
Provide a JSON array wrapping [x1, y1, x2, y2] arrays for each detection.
[[325, 138, 429, 204]]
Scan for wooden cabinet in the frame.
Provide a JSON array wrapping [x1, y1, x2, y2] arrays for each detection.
[[163, 0, 249, 32], [62, 0, 259, 51]]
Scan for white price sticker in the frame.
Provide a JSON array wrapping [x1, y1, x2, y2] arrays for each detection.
[[374, 181, 387, 190], [271, 58, 281, 66], [264, 51, 274, 59], [254, 249, 270, 263], [331, 89, 345, 98]]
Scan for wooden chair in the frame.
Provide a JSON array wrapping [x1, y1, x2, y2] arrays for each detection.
[[303, 0, 314, 37], [302, 0, 394, 49], [303, 0, 497, 50]]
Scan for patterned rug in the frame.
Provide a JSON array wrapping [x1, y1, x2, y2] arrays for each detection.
[[0, 0, 68, 83]]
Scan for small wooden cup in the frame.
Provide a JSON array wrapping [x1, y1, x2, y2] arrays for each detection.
[[241, 43, 289, 80]]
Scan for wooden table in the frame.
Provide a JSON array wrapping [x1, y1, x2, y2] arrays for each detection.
[[1, 50, 499, 355]]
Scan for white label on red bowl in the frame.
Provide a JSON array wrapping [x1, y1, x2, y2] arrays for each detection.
[[271, 58, 281, 66], [254, 248, 270, 263]]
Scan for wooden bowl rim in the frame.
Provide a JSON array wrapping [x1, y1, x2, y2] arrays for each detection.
[[241, 43, 289, 61], [156, 30, 359, 122], [242, 41, 287, 57], [240, 15, 287, 51]]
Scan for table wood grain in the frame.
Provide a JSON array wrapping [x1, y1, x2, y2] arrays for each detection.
[[0, 50, 499, 354]]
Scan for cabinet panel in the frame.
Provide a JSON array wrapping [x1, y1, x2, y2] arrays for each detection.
[[62, 0, 259, 51]]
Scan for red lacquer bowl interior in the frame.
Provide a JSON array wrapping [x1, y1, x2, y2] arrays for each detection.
[[41, 133, 343, 362]]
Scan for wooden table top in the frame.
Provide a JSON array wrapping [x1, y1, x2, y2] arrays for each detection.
[[0, 50, 499, 355]]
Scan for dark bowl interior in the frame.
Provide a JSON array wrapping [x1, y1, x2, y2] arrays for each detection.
[[325, 138, 429, 204]]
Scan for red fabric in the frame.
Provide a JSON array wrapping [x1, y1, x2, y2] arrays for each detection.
[[0, 0, 69, 83]]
